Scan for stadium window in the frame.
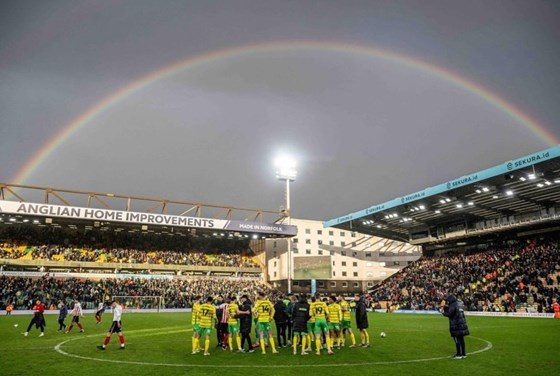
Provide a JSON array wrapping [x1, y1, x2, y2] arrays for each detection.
[[273, 251, 277, 257], [318, 281, 325, 287], [367, 282, 374, 288], [340, 231, 345, 236], [293, 248, 299, 254], [318, 250, 323, 255], [330, 250, 335, 256], [353, 262, 358, 267], [329, 240, 334, 246], [306, 249, 311, 255], [274, 272, 277, 277], [333, 271, 336, 276], [273, 241, 277, 248], [329, 230, 334, 236], [293, 281, 299, 286], [341, 250, 346, 256], [341, 241, 346, 247], [317, 229, 322, 235], [342, 282, 348, 288], [332, 261, 335, 266], [305, 228, 311, 234], [352, 242, 356, 247], [318, 239, 323, 245], [394, 261, 400, 266], [293, 238, 298, 243], [342, 261, 347, 266], [273, 261, 277, 267], [365, 252, 372, 257], [342, 271, 347, 277], [353, 282, 359, 288], [351, 232, 356, 238], [305, 239, 311, 244], [352, 251, 357, 257], [353, 272, 358, 277], [330, 281, 336, 287]]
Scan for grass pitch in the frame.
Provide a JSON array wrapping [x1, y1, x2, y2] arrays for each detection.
[[1, 312, 558, 376]]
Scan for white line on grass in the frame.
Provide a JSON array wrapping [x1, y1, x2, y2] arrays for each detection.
[[54, 330, 493, 368]]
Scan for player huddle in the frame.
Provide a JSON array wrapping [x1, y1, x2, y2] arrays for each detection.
[[190, 291, 370, 356]]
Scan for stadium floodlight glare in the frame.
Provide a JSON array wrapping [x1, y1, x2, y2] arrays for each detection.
[[274, 155, 297, 294], [275, 156, 297, 182], [528, 173, 536, 180], [519, 177, 526, 182], [555, 179, 560, 184], [482, 187, 490, 192], [505, 190, 514, 196]]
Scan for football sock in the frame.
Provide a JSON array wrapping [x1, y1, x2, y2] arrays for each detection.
[[192, 337, 198, 352]]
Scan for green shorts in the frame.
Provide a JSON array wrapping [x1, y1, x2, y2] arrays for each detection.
[[341, 320, 352, 329], [328, 322, 341, 331], [314, 319, 328, 334], [293, 330, 308, 336], [228, 323, 240, 334], [257, 322, 272, 332], [192, 323, 202, 335], [200, 327, 212, 337], [307, 322, 315, 334]]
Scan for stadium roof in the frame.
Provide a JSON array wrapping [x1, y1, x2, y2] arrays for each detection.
[[324, 145, 560, 244], [0, 183, 296, 238]]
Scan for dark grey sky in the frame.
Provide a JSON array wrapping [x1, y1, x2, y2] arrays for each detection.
[[1, 0, 559, 221]]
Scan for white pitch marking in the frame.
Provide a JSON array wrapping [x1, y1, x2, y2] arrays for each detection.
[[54, 330, 493, 368]]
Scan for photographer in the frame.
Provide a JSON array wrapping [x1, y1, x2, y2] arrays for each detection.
[[440, 294, 470, 359]]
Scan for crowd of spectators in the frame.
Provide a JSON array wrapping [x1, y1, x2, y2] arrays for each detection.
[[0, 275, 276, 310], [0, 244, 259, 268], [370, 238, 560, 313], [0, 224, 260, 268]]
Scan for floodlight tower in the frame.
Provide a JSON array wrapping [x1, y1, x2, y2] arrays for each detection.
[[275, 156, 297, 294]]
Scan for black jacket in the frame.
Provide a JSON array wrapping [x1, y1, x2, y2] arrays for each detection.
[[292, 298, 310, 331], [238, 300, 252, 333], [442, 295, 470, 337], [273, 300, 288, 323], [355, 297, 369, 330]]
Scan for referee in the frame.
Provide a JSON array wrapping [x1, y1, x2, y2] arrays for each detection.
[[97, 299, 126, 350]]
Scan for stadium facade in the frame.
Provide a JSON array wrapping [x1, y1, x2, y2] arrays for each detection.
[[252, 218, 421, 295]]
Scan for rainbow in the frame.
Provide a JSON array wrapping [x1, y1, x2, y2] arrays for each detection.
[[11, 40, 559, 184]]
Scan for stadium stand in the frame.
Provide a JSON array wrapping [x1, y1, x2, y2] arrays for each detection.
[[369, 237, 560, 313], [0, 275, 276, 310]]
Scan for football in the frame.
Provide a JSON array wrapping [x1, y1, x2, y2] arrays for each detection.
[[380, 331, 386, 338], [14, 324, 19, 328]]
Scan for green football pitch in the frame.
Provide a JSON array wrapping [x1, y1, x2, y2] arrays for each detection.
[[1, 312, 558, 376]]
